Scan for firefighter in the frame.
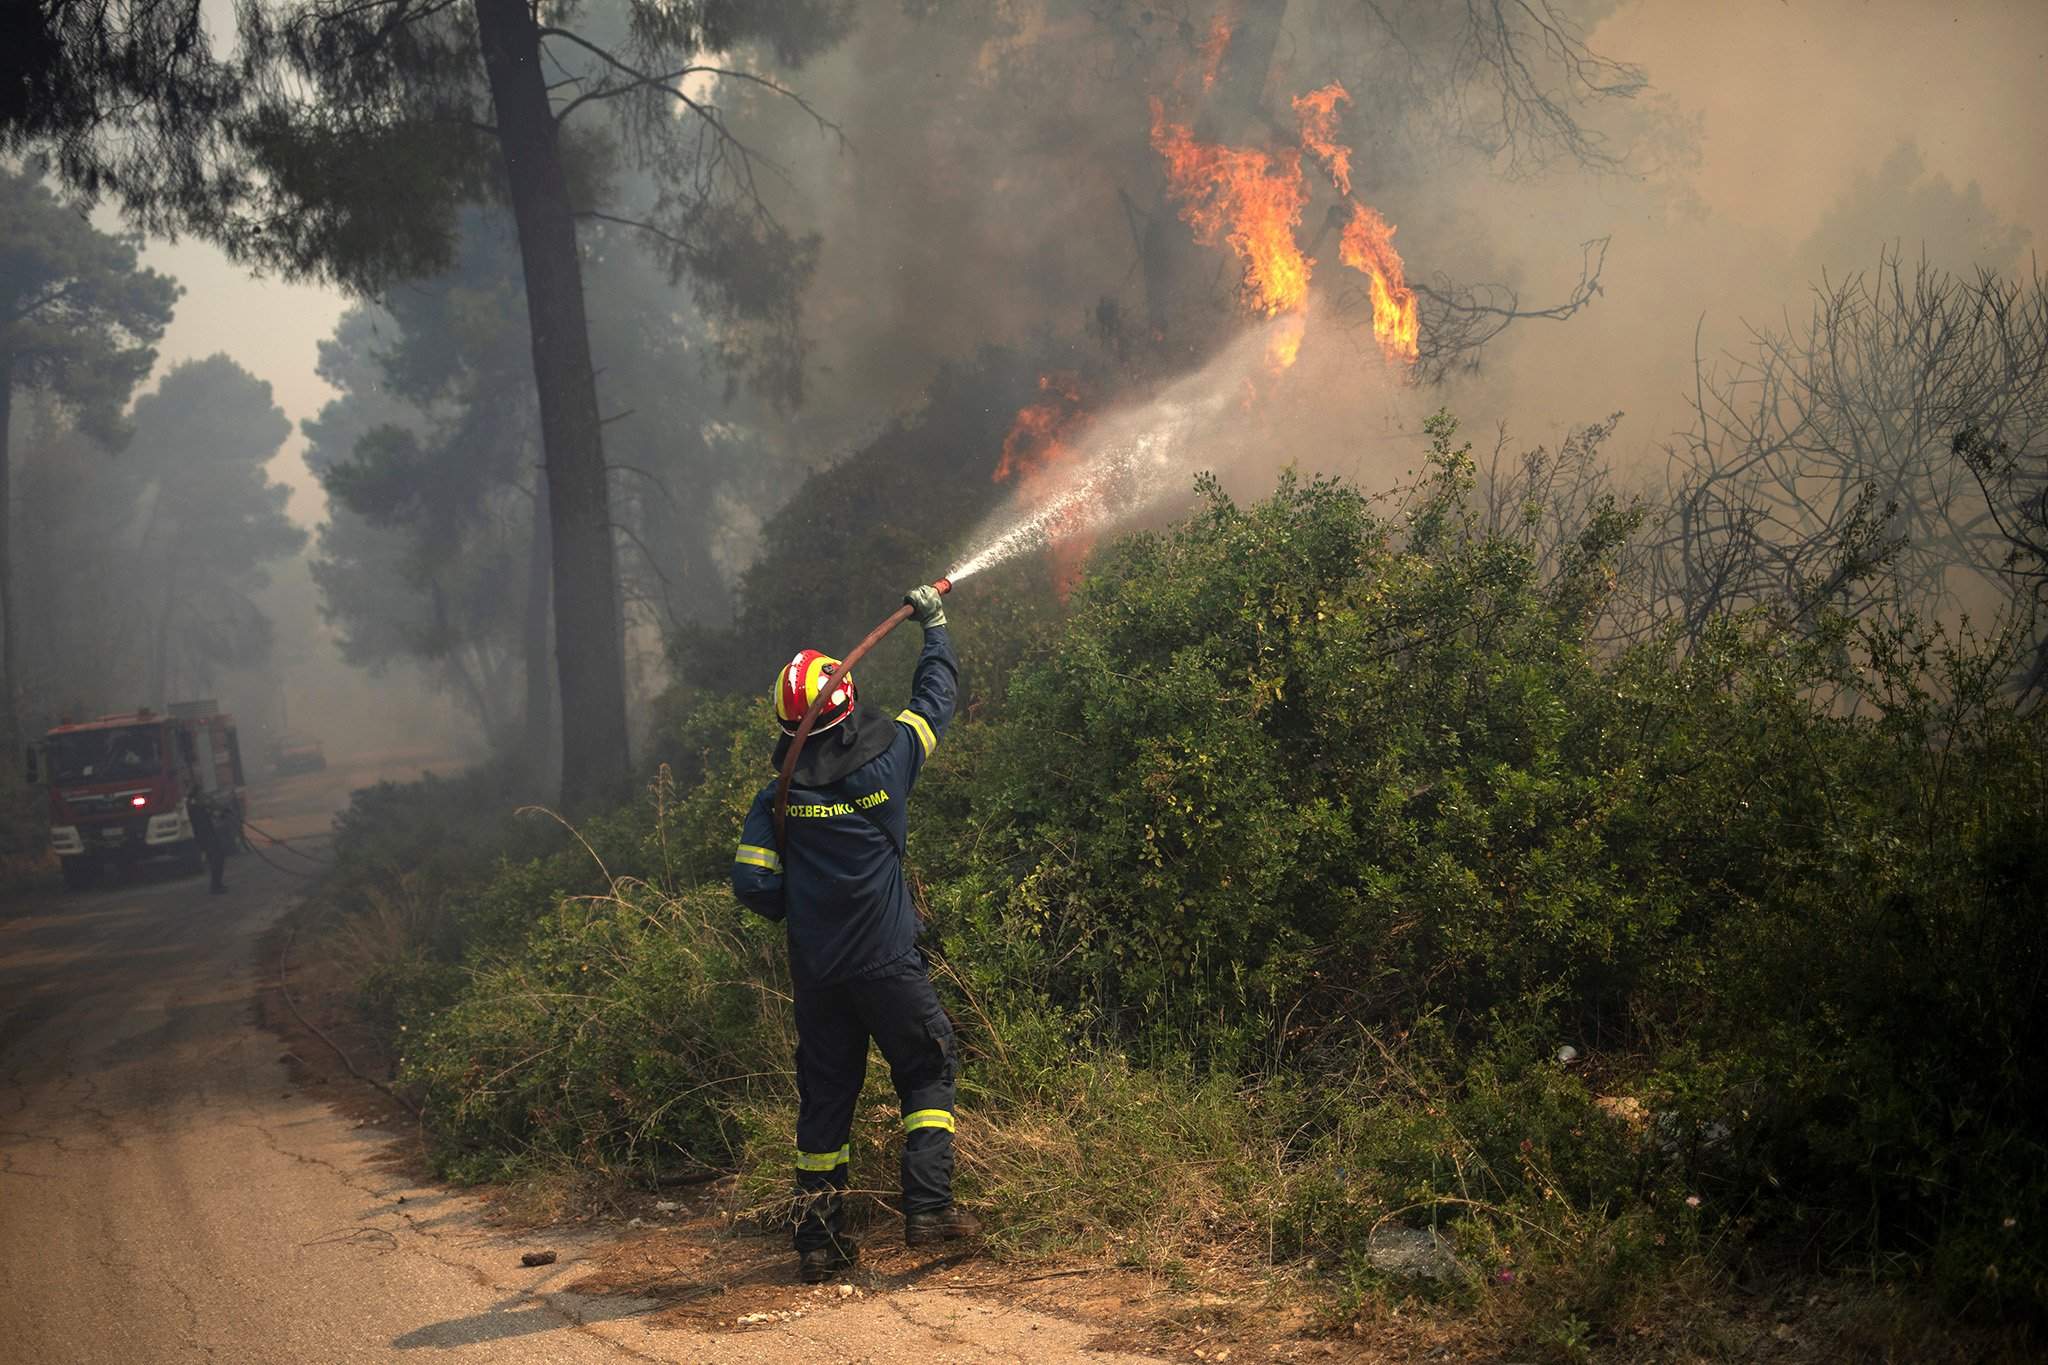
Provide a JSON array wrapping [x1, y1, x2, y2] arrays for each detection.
[[731, 584, 977, 1284], [187, 792, 227, 894]]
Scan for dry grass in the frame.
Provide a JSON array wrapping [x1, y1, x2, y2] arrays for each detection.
[[488, 1152, 638, 1227], [314, 875, 448, 981]]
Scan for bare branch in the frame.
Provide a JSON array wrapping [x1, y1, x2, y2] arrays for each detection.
[[1639, 251, 2048, 693]]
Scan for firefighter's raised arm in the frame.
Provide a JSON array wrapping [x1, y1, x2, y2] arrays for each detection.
[[895, 585, 959, 782]]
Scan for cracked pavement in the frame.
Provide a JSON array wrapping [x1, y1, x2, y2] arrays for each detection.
[[0, 757, 1165, 1364]]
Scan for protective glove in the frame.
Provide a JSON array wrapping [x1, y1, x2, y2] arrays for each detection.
[[904, 583, 947, 630]]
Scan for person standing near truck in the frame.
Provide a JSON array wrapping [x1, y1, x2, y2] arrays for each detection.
[[729, 584, 979, 1284], [187, 790, 226, 893]]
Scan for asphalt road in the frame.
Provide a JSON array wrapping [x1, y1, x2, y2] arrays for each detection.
[[0, 757, 1163, 1364]]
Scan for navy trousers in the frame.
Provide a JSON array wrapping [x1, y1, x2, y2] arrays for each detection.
[[791, 953, 958, 1252]]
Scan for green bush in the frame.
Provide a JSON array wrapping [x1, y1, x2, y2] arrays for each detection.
[[952, 419, 1655, 1053], [401, 881, 791, 1178]]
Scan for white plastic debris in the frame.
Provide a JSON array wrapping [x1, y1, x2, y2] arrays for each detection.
[[1555, 1044, 1580, 1065], [1365, 1226, 1467, 1283]]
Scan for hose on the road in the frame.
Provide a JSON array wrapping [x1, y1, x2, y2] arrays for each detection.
[[242, 819, 334, 866], [278, 915, 422, 1117], [238, 817, 337, 881], [241, 838, 324, 881]]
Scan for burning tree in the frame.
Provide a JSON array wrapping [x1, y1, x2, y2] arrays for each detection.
[[972, 0, 1650, 594], [1106, 0, 1640, 380]]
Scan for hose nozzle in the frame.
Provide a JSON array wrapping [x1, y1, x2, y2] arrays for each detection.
[[932, 577, 952, 595]]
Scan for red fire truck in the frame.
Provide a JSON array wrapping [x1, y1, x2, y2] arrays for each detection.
[[24, 700, 247, 890]]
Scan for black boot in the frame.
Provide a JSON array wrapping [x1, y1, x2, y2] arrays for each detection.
[[799, 1239, 859, 1284], [905, 1205, 981, 1247]]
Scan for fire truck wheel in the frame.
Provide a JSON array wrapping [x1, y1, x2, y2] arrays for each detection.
[[59, 857, 99, 892]]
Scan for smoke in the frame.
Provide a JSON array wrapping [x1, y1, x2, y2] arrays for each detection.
[[24, 0, 2046, 766], [948, 307, 1432, 585], [1440, 0, 2041, 452], [947, 321, 1278, 583], [738, 0, 2044, 490], [739, 5, 1149, 460], [232, 550, 485, 767]]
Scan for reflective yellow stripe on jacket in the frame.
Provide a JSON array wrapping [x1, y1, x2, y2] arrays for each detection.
[[897, 709, 937, 759], [734, 843, 782, 873]]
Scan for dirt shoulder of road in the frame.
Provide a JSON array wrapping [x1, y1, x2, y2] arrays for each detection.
[[257, 908, 425, 1149]]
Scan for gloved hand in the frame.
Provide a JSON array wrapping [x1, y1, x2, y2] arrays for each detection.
[[904, 583, 947, 630]]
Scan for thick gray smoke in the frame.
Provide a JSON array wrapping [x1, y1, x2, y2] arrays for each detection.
[[739, 0, 2042, 487], [21, 0, 2041, 767]]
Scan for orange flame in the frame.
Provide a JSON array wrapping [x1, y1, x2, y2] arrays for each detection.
[[1291, 83, 1352, 196], [995, 374, 1094, 595], [1339, 202, 1420, 364], [994, 373, 1083, 483], [1149, 97, 1312, 319]]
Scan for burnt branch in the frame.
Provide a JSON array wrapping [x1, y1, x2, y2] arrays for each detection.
[[536, 25, 842, 195], [1382, 236, 1609, 382], [1361, 0, 1647, 176]]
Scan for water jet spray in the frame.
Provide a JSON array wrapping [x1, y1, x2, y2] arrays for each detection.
[[771, 318, 1321, 845]]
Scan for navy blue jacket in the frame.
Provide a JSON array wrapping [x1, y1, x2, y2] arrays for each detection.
[[733, 626, 958, 987]]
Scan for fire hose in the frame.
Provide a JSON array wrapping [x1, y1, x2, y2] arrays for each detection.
[[772, 577, 951, 850]]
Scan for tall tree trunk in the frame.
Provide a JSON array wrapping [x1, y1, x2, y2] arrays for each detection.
[[0, 357, 15, 754], [444, 645, 502, 751], [521, 477, 556, 776], [473, 0, 630, 812]]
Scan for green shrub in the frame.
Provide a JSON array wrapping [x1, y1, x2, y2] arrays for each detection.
[[958, 418, 1654, 1054], [401, 881, 791, 1178]]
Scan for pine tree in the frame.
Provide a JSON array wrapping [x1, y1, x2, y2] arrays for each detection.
[[0, 166, 179, 749]]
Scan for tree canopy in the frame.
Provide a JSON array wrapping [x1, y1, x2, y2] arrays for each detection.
[[10, 354, 305, 720], [0, 164, 179, 746]]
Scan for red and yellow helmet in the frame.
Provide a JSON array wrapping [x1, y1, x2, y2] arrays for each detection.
[[773, 648, 856, 735]]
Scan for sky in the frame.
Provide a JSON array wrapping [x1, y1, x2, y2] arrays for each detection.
[[1535, 0, 2048, 448], [125, 0, 2048, 530], [1601, 0, 2048, 245]]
